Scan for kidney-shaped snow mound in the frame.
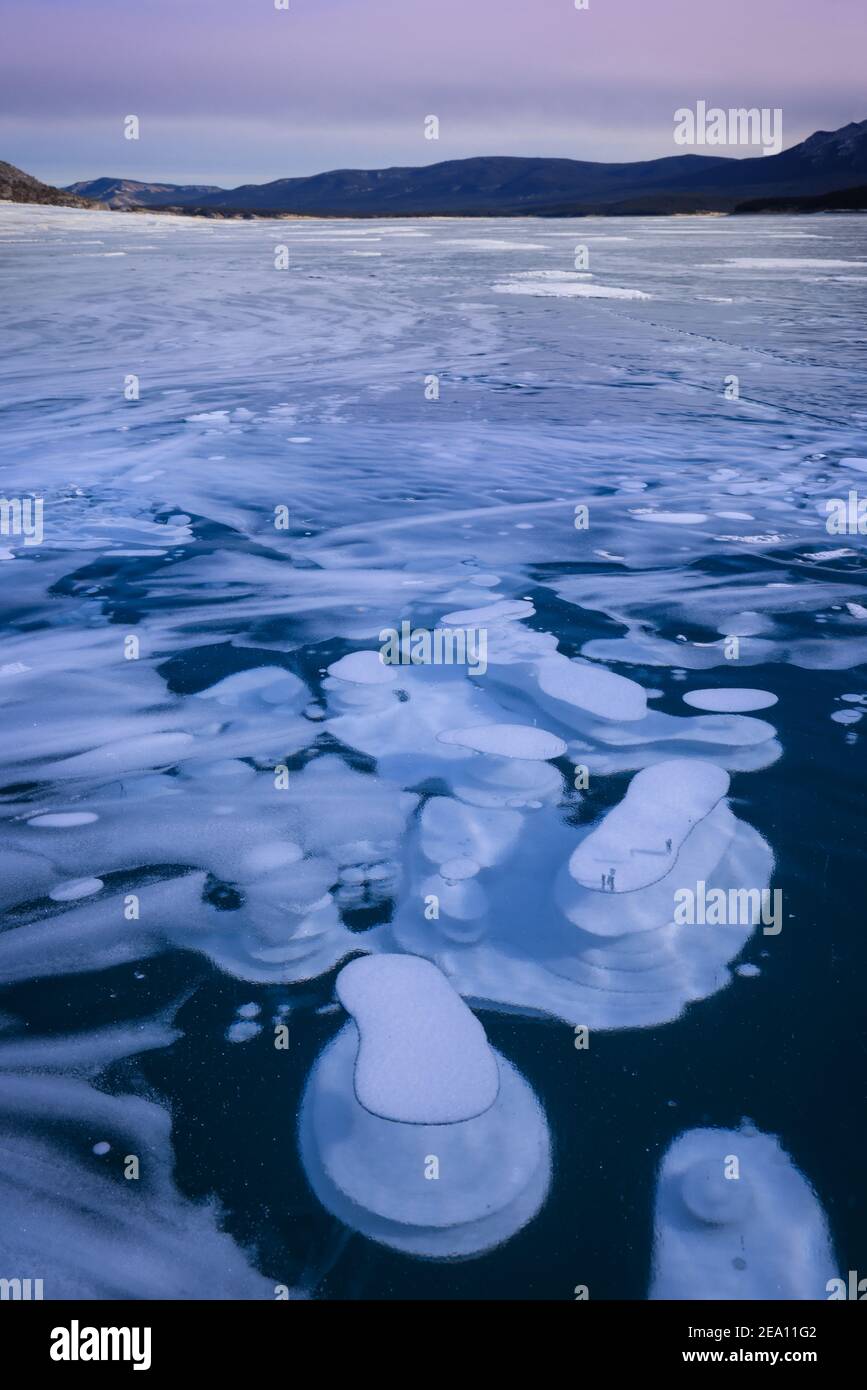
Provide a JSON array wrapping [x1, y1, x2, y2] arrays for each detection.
[[568, 759, 730, 894], [336, 955, 499, 1124], [300, 956, 551, 1258]]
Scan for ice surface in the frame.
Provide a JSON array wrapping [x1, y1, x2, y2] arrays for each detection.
[[420, 798, 522, 870], [716, 258, 867, 270], [0, 203, 859, 1295], [650, 1126, 836, 1300], [442, 239, 547, 250], [336, 955, 499, 1123], [0, 1030, 274, 1298]]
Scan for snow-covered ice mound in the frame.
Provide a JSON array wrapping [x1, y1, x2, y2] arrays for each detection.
[[567, 759, 730, 895], [381, 736, 771, 1026], [336, 956, 500, 1123], [299, 956, 551, 1257]]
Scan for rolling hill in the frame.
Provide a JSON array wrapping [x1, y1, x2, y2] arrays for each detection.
[[0, 161, 104, 208], [64, 177, 224, 209]]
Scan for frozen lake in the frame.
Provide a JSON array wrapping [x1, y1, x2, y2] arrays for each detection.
[[0, 204, 865, 1298]]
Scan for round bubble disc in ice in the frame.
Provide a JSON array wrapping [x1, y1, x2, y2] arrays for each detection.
[[680, 1158, 754, 1226]]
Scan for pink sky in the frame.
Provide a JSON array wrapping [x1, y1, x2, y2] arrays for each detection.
[[2, 0, 864, 185]]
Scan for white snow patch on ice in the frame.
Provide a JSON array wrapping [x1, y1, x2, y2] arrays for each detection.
[[336, 955, 500, 1124], [493, 281, 651, 300], [683, 689, 778, 713]]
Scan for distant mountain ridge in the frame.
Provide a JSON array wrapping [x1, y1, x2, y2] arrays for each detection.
[[2, 120, 866, 217], [62, 120, 867, 216], [64, 177, 223, 209]]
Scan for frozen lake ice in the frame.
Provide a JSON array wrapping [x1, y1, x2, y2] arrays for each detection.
[[0, 204, 865, 1299]]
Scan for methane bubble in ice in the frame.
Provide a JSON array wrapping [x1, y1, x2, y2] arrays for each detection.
[[437, 724, 567, 760], [299, 956, 550, 1257], [650, 1127, 836, 1300], [27, 812, 99, 828], [535, 655, 647, 722], [49, 877, 104, 902], [683, 688, 779, 713]]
